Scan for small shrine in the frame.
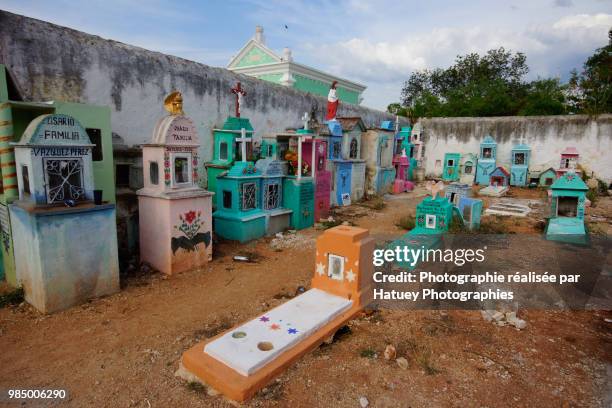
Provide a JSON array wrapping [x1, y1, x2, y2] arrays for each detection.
[[410, 122, 425, 166], [137, 92, 214, 275], [545, 172, 588, 244], [213, 143, 267, 243], [301, 117, 331, 221], [412, 181, 453, 234], [510, 142, 531, 186], [456, 197, 483, 231], [393, 126, 419, 181], [254, 158, 292, 234], [445, 182, 471, 206], [337, 117, 367, 204], [479, 166, 510, 197], [538, 168, 557, 187], [459, 153, 477, 185], [180, 226, 374, 402], [319, 120, 352, 206], [442, 152, 460, 182], [362, 122, 396, 195], [9, 113, 119, 313], [389, 181, 451, 269], [281, 123, 315, 230], [556, 147, 581, 178], [205, 82, 254, 195], [475, 135, 497, 185], [0, 65, 116, 287]]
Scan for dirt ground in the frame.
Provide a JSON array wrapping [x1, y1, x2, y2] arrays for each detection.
[[0, 187, 610, 407]]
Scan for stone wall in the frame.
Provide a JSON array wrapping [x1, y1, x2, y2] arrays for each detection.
[[419, 115, 612, 183], [0, 10, 398, 163]]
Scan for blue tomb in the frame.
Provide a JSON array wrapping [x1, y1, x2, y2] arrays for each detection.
[[475, 136, 497, 185]]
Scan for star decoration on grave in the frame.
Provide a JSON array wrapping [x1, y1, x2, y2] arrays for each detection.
[[259, 316, 270, 322], [346, 269, 356, 282], [270, 323, 281, 330], [288, 328, 298, 335], [316, 262, 325, 276]]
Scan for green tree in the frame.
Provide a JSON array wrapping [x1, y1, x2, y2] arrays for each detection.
[[519, 78, 567, 116], [398, 47, 574, 117], [569, 30, 612, 114]]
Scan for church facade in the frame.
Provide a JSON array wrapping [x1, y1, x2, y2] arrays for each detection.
[[227, 26, 366, 105]]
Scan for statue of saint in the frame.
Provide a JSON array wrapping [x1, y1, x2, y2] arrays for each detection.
[[164, 91, 184, 116], [325, 81, 339, 121]]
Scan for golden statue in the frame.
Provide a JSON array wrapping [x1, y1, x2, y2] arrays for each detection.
[[164, 91, 184, 115]]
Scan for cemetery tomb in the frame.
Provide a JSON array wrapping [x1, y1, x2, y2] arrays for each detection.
[[538, 168, 557, 187], [0, 65, 116, 287], [137, 92, 214, 275], [255, 158, 292, 234], [545, 172, 588, 244], [510, 142, 531, 186], [445, 182, 471, 206], [442, 153, 461, 182], [556, 147, 581, 178], [456, 197, 483, 230], [362, 124, 396, 196], [302, 137, 331, 221], [475, 135, 497, 185], [479, 166, 510, 197], [213, 160, 266, 243], [180, 226, 375, 402], [459, 153, 477, 185], [392, 149, 414, 194], [485, 200, 531, 217], [9, 113, 119, 313]]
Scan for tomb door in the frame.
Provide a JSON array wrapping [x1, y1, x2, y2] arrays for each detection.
[[43, 157, 85, 203], [170, 152, 192, 187]]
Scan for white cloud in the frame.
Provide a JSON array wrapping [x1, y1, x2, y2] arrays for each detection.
[[302, 13, 611, 108]]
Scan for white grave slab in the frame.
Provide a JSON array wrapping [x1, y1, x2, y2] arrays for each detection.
[[204, 288, 353, 376]]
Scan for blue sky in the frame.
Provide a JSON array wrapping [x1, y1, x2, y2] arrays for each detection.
[[1, 0, 611, 110]]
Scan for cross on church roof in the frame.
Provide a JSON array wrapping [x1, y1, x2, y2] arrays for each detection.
[[231, 82, 247, 118]]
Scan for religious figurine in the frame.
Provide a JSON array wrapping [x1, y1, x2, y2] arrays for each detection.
[[164, 91, 184, 116], [231, 82, 247, 118], [325, 81, 339, 121]]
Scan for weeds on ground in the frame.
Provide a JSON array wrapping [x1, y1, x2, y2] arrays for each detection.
[[0, 287, 24, 308], [395, 214, 416, 230]]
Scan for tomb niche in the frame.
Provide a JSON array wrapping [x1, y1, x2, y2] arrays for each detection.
[[9, 113, 119, 313], [137, 92, 214, 275]]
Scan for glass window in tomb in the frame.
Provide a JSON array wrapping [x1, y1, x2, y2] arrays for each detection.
[[44, 158, 85, 203], [264, 182, 280, 210], [174, 156, 191, 184], [349, 138, 358, 159], [464, 162, 473, 174], [241, 182, 257, 210], [219, 142, 228, 160], [482, 148, 492, 158], [21, 165, 30, 196], [223, 190, 232, 209], [149, 162, 159, 185], [557, 196, 578, 217], [86, 128, 103, 162], [327, 254, 344, 281], [514, 153, 525, 165], [332, 142, 341, 159]]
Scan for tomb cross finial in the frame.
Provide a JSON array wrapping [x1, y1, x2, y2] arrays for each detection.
[[231, 82, 247, 118], [236, 128, 252, 163]]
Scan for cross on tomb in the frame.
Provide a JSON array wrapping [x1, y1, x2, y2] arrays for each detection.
[[236, 127, 252, 162], [231, 82, 247, 118]]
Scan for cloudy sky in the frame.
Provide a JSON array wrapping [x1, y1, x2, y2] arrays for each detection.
[[1, 0, 611, 110]]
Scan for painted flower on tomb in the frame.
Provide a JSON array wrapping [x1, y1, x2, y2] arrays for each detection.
[[171, 210, 210, 254]]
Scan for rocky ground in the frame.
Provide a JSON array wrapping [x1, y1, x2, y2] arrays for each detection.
[[0, 187, 610, 407]]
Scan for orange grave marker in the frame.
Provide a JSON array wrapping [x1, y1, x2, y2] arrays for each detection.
[[179, 226, 374, 401]]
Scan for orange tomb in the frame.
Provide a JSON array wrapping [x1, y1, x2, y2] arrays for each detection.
[[179, 226, 374, 401]]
